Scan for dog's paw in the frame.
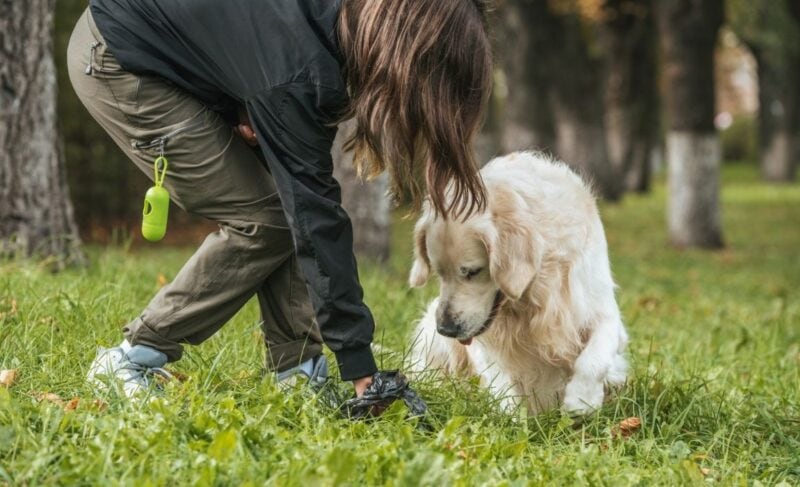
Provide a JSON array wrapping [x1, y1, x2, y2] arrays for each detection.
[[562, 377, 604, 416]]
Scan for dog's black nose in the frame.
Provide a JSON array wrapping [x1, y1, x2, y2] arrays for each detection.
[[436, 305, 461, 338]]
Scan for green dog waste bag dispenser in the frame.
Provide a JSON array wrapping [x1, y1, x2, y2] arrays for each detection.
[[142, 156, 170, 242]]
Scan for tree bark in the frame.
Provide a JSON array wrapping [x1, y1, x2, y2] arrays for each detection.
[[0, 0, 84, 266], [758, 61, 797, 182], [498, 1, 557, 154], [790, 4, 800, 179], [598, 0, 659, 193], [474, 70, 505, 166], [332, 120, 391, 263], [753, 38, 799, 182], [657, 0, 724, 249], [500, 0, 622, 200], [732, 0, 800, 183]]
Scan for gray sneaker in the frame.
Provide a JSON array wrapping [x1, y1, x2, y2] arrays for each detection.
[[276, 354, 328, 389], [87, 341, 173, 398]]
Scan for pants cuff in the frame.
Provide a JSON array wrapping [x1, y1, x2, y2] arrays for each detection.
[[123, 317, 184, 362]]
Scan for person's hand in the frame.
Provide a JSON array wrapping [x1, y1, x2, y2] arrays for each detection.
[[234, 106, 258, 146], [353, 375, 373, 397]]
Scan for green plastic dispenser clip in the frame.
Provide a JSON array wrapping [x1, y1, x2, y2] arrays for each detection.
[[142, 156, 170, 242]]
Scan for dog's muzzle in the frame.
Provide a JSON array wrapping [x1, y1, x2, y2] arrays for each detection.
[[439, 291, 505, 346]]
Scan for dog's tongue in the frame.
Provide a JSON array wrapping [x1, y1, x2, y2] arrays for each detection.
[[458, 337, 473, 346]]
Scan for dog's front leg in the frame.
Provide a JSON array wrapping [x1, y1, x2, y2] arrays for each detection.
[[563, 313, 628, 416], [468, 346, 522, 413]]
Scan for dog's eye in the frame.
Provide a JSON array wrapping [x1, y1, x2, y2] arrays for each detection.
[[463, 267, 483, 280]]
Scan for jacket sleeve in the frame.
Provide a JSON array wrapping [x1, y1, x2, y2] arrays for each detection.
[[246, 82, 377, 381]]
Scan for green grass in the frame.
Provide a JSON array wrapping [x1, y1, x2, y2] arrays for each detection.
[[1, 164, 798, 485]]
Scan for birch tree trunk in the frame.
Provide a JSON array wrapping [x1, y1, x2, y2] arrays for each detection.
[[0, 0, 84, 267], [657, 0, 724, 249], [332, 120, 391, 263]]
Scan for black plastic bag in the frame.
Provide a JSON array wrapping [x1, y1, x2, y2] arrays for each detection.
[[340, 370, 428, 421]]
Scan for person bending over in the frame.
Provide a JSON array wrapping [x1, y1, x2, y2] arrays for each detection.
[[67, 0, 492, 399]]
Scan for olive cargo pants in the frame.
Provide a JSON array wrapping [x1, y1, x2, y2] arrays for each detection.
[[67, 9, 323, 371]]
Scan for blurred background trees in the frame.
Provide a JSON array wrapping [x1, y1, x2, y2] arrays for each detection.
[[728, 0, 800, 182], [2, 0, 797, 263], [0, 0, 84, 267]]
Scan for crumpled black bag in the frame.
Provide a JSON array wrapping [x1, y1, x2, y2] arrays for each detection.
[[340, 370, 428, 421]]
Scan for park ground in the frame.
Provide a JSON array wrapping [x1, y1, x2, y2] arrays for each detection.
[[1, 164, 798, 485]]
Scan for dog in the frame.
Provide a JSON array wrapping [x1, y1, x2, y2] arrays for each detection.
[[408, 152, 628, 415]]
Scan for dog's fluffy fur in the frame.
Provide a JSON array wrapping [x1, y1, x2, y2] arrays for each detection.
[[408, 152, 628, 414]]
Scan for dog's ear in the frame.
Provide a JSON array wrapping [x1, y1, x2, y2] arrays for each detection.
[[409, 214, 432, 288], [482, 188, 542, 301]]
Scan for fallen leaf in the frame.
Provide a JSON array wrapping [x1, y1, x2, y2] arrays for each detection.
[[637, 296, 660, 311], [164, 368, 189, 382], [700, 467, 712, 477], [36, 392, 65, 406], [0, 369, 17, 387], [10, 299, 17, 314], [156, 273, 169, 288], [64, 398, 80, 411], [612, 417, 642, 439]]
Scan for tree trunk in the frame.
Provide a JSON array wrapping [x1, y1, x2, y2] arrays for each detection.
[[759, 92, 797, 183], [474, 70, 504, 166], [501, 0, 621, 200], [791, 4, 800, 178], [499, 1, 557, 154], [754, 40, 799, 182], [332, 120, 391, 263], [657, 0, 724, 249], [0, 0, 84, 267], [599, 0, 659, 193], [730, 0, 800, 182]]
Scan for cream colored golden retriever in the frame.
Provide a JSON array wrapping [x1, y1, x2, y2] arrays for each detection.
[[408, 152, 628, 415]]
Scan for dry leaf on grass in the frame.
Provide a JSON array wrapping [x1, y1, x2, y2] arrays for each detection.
[[0, 369, 18, 388], [36, 392, 65, 406], [165, 369, 189, 382], [612, 417, 642, 439], [156, 273, 170, 288], [35, 394, 106, 412]]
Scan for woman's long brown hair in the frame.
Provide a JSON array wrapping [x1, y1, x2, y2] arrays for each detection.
[[338, 0, 493, 218]]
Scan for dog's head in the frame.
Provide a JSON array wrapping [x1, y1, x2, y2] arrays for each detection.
[[409, 185, 543, 344]]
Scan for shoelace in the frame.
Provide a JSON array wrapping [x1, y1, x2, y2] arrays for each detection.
[[119, 361, 174, 385]]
